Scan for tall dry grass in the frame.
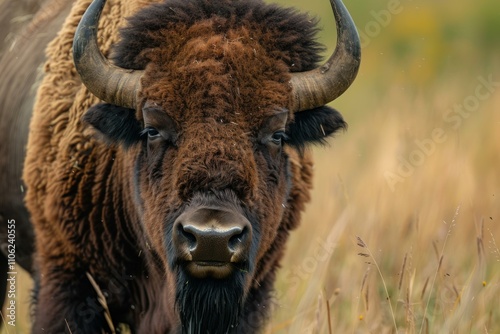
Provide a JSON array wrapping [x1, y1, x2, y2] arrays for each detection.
[[268, 71, 500, 333]]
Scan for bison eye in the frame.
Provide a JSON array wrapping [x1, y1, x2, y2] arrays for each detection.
[[141, 127, 161, 140], [270, 130, 288, 145]]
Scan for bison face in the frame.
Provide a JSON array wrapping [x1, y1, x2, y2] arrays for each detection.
[[76, 0, 359, 331], [85, 85, 318, 330], [135, 102, 294, 331], [85, 95, 315, 330]]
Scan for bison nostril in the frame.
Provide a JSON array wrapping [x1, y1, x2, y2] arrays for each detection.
[[177, 224, 197, 249], [228, 226, 248, 252]]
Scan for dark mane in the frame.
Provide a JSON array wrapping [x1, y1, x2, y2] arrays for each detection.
[[113, 0, 325, 72]]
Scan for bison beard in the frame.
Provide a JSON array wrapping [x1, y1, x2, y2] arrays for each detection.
[[176, 272, 245, 334], [167, 191, 260, 333]]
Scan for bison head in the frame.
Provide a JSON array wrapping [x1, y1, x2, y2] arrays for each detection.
[[74, 0, 359, 331]]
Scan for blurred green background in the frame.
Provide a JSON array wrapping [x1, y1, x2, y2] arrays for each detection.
[[277, 0, 500, 86], [290, 0, 498, 65]]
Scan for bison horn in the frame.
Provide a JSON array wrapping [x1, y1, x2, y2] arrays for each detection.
[[289, 0, 361, 112], [73, 0, 143, 109]]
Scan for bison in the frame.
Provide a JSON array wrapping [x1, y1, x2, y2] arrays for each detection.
[[1, 0, 360, 332]]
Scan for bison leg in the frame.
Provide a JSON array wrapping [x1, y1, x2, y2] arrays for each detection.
[[31, 270, 110, 334]]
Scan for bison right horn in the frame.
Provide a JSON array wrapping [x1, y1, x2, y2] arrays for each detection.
[[289, 0, 361, 112]]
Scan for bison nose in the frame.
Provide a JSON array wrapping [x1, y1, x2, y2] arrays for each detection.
[[173, 208, 252, 278], [179, 224, 249, 262]]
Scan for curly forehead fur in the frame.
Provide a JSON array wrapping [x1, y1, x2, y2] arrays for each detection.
[[114, 0, 324, 72], [109, 0, 333, 152]]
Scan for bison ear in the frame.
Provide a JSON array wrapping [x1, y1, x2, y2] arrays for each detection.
[[82, 103, 142, 147], [286, 106, 347, 148]]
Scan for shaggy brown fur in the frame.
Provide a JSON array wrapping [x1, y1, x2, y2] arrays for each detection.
[[22, 0, 347, 332]]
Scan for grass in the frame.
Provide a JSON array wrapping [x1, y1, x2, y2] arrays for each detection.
[[268, 69, 500, 332], [1, 269, 31, 334]]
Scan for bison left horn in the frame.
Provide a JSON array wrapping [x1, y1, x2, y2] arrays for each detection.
[[73, 0, 143, 109], [289, 0, 361, 112]]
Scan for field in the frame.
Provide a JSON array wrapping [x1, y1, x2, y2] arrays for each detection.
[[270, 0, 500, 332], [271, 77, 500, 333], [2, 0, 500, 333]]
